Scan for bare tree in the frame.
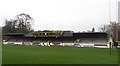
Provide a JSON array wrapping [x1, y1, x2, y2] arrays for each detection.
[[98, 21, 120, 43], [109, 22, 118, 42], [16, 13, 34, 33], [2, 19, 18, 33], [98, 24, 110, 32], [2, 13, 34, 34], [99, 22, 119, 42]]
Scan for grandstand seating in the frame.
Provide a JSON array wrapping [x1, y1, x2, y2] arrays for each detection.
[[3, 32, 109, 47]]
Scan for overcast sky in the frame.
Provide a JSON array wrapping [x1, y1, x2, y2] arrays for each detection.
[[0, 0, 119, 32]]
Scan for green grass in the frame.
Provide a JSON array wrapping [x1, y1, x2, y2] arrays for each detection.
[[2, 45, 118, 64], [0, 43, 2, 65]]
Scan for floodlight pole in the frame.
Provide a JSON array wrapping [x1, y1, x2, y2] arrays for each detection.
[[109, 0, 111, 54]]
